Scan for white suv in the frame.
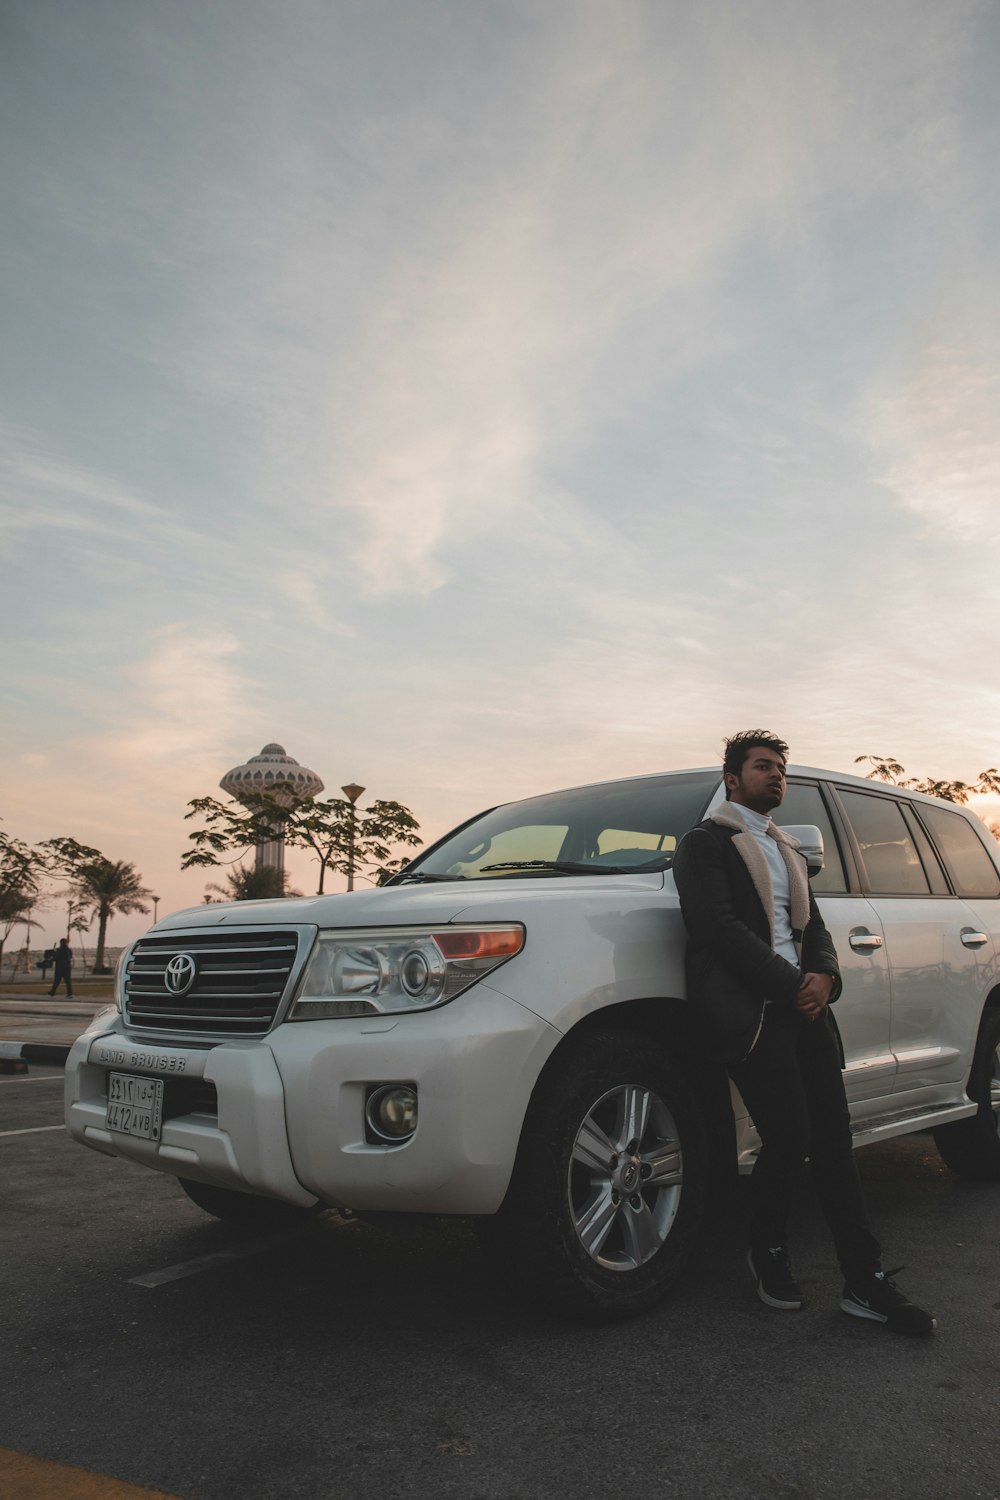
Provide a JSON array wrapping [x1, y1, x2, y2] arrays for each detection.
[[64, 764, 1000, 1318]]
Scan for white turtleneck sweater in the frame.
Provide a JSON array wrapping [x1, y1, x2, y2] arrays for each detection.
[[729, 802, 799, 967]]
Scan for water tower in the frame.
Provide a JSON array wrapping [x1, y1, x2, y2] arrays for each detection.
[[220, 743, 324, 875]]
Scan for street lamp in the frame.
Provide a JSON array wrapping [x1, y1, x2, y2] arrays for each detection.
[[341, 783, 365, 892], [20, 904, 33, 975], [66, 895, 83, 941], [152, 894, 160, 924], [66, 896, 91, 972]]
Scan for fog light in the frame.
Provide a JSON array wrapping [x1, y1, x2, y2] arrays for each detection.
[[366, 1084, 418, 1143]]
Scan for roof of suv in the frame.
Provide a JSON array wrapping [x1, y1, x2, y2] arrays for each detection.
[[520, 762, 985, 814]]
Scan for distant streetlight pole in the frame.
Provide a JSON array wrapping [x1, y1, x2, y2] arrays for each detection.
[[341, 784, 365, 892], [152, 895, 160, 924], [66, 897, 91, 972], [20, 905, 33, 975]]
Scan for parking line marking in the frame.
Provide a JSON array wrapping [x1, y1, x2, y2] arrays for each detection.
[[0, 1124, 65, 1138], [129, 1227, 310, 1286], [0, 1445, 184, 1498]]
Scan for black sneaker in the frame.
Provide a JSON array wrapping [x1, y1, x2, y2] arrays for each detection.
[[748, 1246, 803, 1310], [840, 1268, 936, 1336]]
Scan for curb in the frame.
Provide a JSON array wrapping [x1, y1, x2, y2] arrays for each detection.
[[0, 999, 108, 1014], [0, 1040, 71, 1068]]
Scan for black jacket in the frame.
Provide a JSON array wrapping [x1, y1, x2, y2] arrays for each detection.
[[672, 805, 842, 1065]]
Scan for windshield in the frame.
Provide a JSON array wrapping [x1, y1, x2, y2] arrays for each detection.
[[397, 771, 718, 882]]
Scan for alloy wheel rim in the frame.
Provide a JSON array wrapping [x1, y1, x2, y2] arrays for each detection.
[[568, 1083, 683, 1271]]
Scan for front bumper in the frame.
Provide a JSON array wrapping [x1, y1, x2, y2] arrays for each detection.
[[64, 984, 559, 1215]]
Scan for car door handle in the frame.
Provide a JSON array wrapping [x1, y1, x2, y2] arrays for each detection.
[[960, 929, 989, 948], [849, 929, 883, 952]]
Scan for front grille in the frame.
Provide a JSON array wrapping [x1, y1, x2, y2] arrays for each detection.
[[124, 930, 302, 1035]]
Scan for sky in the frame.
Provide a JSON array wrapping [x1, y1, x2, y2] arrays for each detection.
[[3, 0, 1000, 948]]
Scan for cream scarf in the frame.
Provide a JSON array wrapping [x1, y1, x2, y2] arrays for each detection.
[[709, 803, 810, 956]]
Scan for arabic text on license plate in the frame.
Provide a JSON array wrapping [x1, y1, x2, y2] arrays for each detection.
[[106, 1072, 164, 1141]]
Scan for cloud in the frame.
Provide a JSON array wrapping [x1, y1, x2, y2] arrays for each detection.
[[320, 0, 986, 598], [0, 427, 166, 540], [3, 627, 266, 925], [99, 625, 258, 772], [275, 568, 355, 635], [874, 343, 1000, 543]]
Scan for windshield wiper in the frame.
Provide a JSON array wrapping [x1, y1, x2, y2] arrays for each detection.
[[480, 859, 641, 876], [394, 871, 460, 884]]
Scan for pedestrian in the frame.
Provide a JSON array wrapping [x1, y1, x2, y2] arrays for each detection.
[[672, 730, 935, 1336], [49, 936, 74, 998]]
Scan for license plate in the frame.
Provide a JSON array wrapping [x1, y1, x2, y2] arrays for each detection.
[[106, 1072, 164, 1141]]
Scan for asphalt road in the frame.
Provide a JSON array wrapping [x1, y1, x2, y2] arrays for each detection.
[[3, 1066, 1000, 1500]]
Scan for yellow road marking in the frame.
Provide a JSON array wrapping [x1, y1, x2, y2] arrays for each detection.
[[0, 1447, 184, 1499]]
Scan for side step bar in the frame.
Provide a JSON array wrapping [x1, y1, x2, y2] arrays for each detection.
[[849, 1100, 978, 1146], [738, 1099, 978, 1173]]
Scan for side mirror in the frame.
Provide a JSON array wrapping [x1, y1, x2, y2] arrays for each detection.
[[781, 824, 825, 878]]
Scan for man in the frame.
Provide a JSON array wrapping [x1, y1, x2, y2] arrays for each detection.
[[49, 937, 74, 998], [673, 730, 934, 1336]]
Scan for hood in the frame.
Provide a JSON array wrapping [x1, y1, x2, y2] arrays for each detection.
[[151, 872, 664, 933], [153, 883, 491, 931]]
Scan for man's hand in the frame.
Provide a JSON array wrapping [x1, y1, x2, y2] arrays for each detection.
[[796, 971, 834, 1020]]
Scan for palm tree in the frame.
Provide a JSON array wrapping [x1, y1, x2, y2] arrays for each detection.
[[73, 859, 152, 973], [205, 863, 301, 902]]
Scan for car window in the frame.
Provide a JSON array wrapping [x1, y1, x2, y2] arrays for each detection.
[[900, 806, 951, 895], [450, 823, 569, 877], [409, 770, 718, 880], [597, 828, 675, 857], [772, 782, 847, 893], [838, 790, 930, 896], [919, 805, 1000, 899]]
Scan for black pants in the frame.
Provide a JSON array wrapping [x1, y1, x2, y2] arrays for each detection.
[[49, 975, 73, 997], [728, 1004, 880, 1280]]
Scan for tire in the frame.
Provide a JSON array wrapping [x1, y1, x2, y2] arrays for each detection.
[[933, 1007, 1000, 1181], [478, 1030, 707, 1321], [178, 1177, 320, 1226]]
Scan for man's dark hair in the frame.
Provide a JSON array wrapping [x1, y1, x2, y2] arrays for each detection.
[[722, 730, 789, 797]]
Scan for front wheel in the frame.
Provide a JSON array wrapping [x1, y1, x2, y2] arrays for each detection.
[[478, 1030, 707, 1320], [178, 1177, 320, 1226], [933, 1008, 1000, 1181]]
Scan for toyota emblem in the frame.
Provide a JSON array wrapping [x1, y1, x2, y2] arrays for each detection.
[[164, 953, 198, 996]]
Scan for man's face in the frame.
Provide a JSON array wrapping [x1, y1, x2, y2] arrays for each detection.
[[725, 745, 787, 813]]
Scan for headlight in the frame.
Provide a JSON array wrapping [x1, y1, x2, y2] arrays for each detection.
[[288, 924, 525, 1019]]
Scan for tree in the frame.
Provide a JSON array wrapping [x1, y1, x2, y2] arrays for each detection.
[[854, 756, 1000, 806], [182, 790, 422, 893], [275, 795, 422, 891], [40, 846, 153, 974], [0, 828, 43, 973], [204, 863, 302, 902], [36, 836, 107, 890], [0, 829, 157, 975]]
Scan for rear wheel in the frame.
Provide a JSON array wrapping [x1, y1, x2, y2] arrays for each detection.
[[178, 1177, 320, 1226], [478, 1030, 707, 1320], [933, 1008, 1000, 1181]]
